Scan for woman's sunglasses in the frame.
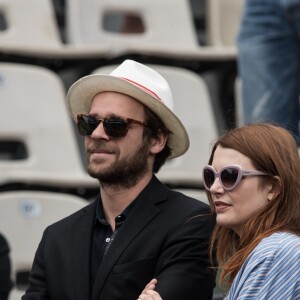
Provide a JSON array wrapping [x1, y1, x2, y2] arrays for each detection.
[[77, 114, 149, 138], [203, 165, 269, 191]]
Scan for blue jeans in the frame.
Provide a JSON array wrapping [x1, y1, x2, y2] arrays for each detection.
[[237, 0, 300, 144]]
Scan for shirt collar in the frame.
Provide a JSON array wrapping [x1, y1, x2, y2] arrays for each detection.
[[94, 194, 137, 226]]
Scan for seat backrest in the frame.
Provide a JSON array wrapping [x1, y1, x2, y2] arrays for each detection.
[[0, 191, 88, 292], [8, 289, 24, 300], [0, 0, 63, 53], [206, 0, 244, 47], [92, 64, 219, 187], [65, 0, 200, 54], [0, 63, 97, 187]]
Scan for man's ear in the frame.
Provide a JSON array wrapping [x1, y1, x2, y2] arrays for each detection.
[[149, 130, 168, 155]]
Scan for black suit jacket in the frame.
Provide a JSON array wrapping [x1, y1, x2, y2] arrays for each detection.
[[23, 176, 216, 300], [0, 233, 12, 300]]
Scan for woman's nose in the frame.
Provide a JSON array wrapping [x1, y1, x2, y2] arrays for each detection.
[[209, 177, 224, 194]]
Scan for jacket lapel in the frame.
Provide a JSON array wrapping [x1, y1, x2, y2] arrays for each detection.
[[91, 176, 168, 300], [71, 200, 97, 300]]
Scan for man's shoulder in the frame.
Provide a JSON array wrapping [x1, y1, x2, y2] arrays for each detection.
[[147, 176, 210, 212], [46, 199, 95, 230], [163, 188, 211, 218], [168, 188, 209, 206], [0, 232, 9, 253]]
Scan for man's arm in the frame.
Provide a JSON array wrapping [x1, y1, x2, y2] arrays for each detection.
[[0, 234, 13, 300], [154, 211, 216, 300], [22, 229, 50, 300]]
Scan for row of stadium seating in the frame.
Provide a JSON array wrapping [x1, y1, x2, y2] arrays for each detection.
[[0, 0, 243, 60]]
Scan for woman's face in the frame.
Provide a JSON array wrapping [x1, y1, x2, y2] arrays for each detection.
[[209, 145, 273, 236]]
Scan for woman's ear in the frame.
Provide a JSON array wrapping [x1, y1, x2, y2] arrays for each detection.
[[149, 130, 168, 155], [267, 176, 280, 202]]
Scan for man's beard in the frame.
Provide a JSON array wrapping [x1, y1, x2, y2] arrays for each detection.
[[86, 140, 150, 189]]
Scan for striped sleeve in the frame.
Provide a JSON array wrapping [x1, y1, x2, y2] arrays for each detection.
[[225, 232, 300, 300]]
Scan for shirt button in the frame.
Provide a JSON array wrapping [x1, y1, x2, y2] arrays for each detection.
[[105, 238, 111, 243]]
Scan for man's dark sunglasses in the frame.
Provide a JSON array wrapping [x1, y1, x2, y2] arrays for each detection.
[[77, 114, 149, 138]]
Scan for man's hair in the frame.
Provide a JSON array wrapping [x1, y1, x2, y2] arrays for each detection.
[[143, 106, 171, 173]]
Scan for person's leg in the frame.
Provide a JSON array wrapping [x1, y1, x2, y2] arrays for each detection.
[[237, 0, 300, 143]]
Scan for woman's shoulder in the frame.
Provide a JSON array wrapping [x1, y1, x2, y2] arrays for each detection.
[[259, 232, 300, 248], [230, 234, 300, 300], [239, 232, 300, 281], [252, 232, 300, 261]]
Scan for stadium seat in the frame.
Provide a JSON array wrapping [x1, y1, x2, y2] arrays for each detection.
[[0, 63, 97, 188], [0, 0, 62, 55], [0, 191, 88, 297], [65, 0, 236, 60], [206, 0, 245, 47], [9, 289, 24, 300], [92, 64, 219, 187], [66, 0, 197, 51], [0, 0, 113, 59]]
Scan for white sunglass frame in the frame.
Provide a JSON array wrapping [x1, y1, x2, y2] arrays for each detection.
[[203, 164, 269, 191]]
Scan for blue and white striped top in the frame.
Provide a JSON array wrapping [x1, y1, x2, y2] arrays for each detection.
[[225, 232, 300, 299]]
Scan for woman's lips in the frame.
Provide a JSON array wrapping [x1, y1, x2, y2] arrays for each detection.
[[214, 201, 232, 213]]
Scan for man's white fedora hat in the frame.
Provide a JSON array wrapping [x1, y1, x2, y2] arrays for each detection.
[[66, 59, 189, 159]]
